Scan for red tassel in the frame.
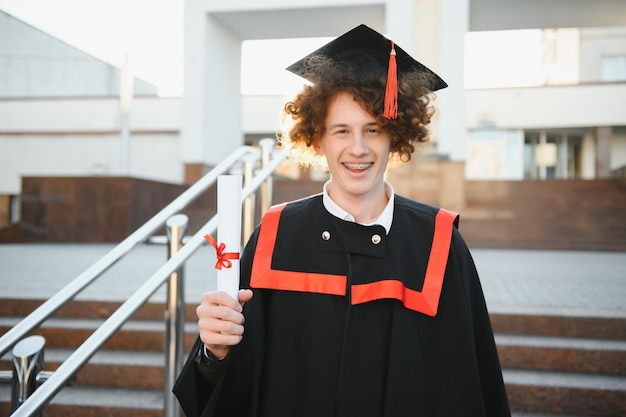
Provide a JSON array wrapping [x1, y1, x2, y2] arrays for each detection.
[[383, 40, 398, 119]]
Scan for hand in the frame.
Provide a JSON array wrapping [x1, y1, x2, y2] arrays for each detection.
[[196, 289, 254, 359]]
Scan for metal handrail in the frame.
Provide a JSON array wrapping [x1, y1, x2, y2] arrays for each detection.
[[0, 145, 253, 359], [2, 143, 289, 417]]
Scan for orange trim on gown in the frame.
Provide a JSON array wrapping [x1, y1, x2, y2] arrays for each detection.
[[250, 204, 458, 316]]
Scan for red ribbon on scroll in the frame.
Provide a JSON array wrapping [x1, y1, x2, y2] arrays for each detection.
[[204, 234, 240, 270]]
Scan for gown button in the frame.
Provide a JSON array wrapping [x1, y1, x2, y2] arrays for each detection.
[[371, 234, 381, 245], [321, 231, 331, 241]]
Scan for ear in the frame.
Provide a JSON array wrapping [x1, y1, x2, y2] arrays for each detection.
[[312, 139, 324, 156]]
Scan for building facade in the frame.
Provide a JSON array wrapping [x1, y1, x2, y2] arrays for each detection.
[[1, 1, 625, 225]]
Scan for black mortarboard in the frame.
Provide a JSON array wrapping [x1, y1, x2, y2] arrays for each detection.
[[286, 24, 447, 119]]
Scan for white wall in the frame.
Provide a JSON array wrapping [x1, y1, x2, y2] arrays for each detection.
[[580, 27, 626, 82], [465, 84, 626, 130], [0, 97, 182, 194], [3, 80, 625, 195], [0, 10, 157, 98]]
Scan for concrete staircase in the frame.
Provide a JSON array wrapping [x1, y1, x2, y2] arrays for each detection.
[[0, 299, 197, 417], [1, 299, 625, 416], [493, 312, 626, 416]]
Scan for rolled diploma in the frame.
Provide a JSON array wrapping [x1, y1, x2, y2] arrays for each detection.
[[216, 175, 242, 300]]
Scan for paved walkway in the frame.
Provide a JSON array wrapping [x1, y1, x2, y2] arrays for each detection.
[[0, 243, 625, 317]]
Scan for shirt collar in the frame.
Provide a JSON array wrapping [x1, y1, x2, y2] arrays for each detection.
[[322, 180, 394, 234]]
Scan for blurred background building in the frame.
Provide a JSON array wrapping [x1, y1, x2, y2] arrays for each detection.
[[0, 0, 625, 250]]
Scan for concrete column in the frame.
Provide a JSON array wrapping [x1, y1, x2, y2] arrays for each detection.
[[181, 0, 207, 183], [181, 8, 243, 183], [438, 0, 468, 162], [412, 0, 440, 68], [595, 126, 613, 178], [385, 0, 419, 52], [386, 0, 441, 153], [386, 0, 466, 208], [581, 132, 596, 179], [387, 0, 468, 162]]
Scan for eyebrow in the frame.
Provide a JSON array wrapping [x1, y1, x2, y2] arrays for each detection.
[[327, 122, 379, 130]]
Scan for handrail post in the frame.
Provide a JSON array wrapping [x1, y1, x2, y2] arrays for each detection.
[[0, 145, 290, 417], [242, 152, 259, 243], [258, 138, 276, 217], [11, 335, 46, 416], [164, 214, 188, 417]]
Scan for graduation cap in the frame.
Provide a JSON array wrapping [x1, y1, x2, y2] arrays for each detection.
[[286, 24, 447, 119]]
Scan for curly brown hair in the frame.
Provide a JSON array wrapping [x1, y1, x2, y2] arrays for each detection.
[[280, 55, 437, 165]]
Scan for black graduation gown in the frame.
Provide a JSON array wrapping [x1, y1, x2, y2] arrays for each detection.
[[173, 194, 511, 417]]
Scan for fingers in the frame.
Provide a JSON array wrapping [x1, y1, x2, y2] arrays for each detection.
[[239, 289, 254, 305], [199, 318, 243, 348], [201, 291, 243, 313], [196, 290, 252, 356]]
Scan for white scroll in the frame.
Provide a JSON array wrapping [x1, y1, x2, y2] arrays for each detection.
[[205, 175, 242, 300]]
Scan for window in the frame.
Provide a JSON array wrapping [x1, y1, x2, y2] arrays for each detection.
[[601, 55, 626, 82], [524, 131, 583, 179]]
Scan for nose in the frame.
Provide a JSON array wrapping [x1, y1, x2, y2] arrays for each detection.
[[349, 133, 368, 156]]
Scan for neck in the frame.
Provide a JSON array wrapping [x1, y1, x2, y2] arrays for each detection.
[[328, 183, 388, 223]]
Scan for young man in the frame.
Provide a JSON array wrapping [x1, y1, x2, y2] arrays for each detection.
[[174, 24, 511, 417]]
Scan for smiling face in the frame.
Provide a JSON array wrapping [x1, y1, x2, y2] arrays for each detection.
[[314, 92, 391, 218]]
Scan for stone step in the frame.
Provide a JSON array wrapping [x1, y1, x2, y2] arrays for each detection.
[[0, 317, 198, 352], [0, 348, 167, 389], [496, 334, 626, 375], [0, 320, 626, 381], [0, 298, 198, 322], [510, 414, 598, 417], [503, 369, 626, 417], [490, 312, 626, 341], [3, 313, 624, 353], [3, 330, 623, 384], [4, 299, 625, 341], [3, 334, 623, 389], [0, 385, 164, 417], [3, 300, 625, 416], [2, 363, 624, 416]]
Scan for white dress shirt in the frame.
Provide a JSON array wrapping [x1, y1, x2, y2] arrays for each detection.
[[322, 180, 394, 234]]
